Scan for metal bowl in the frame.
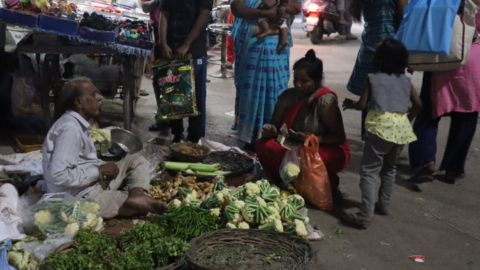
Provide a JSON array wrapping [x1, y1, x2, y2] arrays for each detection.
[[110, 129, 143, 157]]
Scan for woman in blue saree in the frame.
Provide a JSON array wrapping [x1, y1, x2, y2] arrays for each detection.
[[231, 0, 301, 145]]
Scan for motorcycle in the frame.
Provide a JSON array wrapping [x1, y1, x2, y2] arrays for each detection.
[[303, 0, 345, 44]]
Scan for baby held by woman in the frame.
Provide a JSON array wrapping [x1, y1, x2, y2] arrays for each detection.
[[257, 0, 289, 53]]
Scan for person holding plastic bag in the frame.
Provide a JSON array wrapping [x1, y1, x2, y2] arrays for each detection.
[[256, 50, 351, 203], [409, 3, 480, 183], [42, 78, 168, 219]]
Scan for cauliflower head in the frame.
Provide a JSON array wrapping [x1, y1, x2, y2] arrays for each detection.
[[231, 213, 244, 224], [226, 222, 237, 229], [294, 219, 307, 237], [256, 197, 267, 207], [281, 162, 300, 180], [80, 201, 100, 214], [244, 182, 260, 196], [274, 219, 284, 232], [210, 208, 221, 217], [234, 200, 245, 210], [170, 199, 182, 208], [280, 191, 291, 200], [61, 212, 77, 224], [95, 217, 104, 232], [34, 210, 52, 226], [64, 222, 80, 235], [238, 222, 250, 229], [82, 213, 98, 230]]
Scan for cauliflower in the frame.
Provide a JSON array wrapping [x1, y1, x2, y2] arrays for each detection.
[[279, 199, 289, 208], [231, 213, 244, 223], [64, 222, 79, 235], [244, 182, 260, 196], [241, 206, 256, 224], [271, 185, 281, 195], [82, 213, 98, 230], [61, 212, 77, 224], [221, 188, 234, 206], [95, 217, 104, 232], [237, 222, 250, 229], [280, 162, 300, 182], [260, 213, 277, 225], [216, 192, 225, 205], [226, 222, 237, 229], [286, 183, 297, 194], [7, 249, 38, 270], [280, 191, 291, 200], [210, 208, 221, 217], [234, 200, 245, 209], [186, 190, 198, 200], [287, 194, 305, 210], [268, 202, 280, 211], [182, 198, 201, 207], [80, 201, 100, 214], [294, 222, 306, 236], [256, 197, 267, 207], [34, 210, 52, 226], [269, 206, 281, 220], [258, 219, 284, 232], [168, 199, 182, 208]]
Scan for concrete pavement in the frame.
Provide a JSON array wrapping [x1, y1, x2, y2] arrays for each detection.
[[31, 22, 480, 269]]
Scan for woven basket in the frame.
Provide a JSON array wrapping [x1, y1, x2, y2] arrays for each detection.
[[186, 229, 316, 270], [169, 142, 211, 163]]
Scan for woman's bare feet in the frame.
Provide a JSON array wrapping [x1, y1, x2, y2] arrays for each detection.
[[119, 188, 168, 217]]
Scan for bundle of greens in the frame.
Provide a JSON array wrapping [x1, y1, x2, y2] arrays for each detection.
[[163, 161, 230, 175], [41, 222, 190, 270], [154, 206, 220, 241]]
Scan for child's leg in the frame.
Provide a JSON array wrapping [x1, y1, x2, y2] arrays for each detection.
[[377, 144, 404, 212], [359, 133, 394, 218], [276, 24, 289, 54], [257, 19, 272, 40]]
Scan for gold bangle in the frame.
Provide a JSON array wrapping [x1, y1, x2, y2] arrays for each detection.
[[98, 168, 103, 181]]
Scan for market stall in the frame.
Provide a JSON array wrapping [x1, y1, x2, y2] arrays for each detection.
[[0, 0, 154, 132], [0, 135, 322, 269]]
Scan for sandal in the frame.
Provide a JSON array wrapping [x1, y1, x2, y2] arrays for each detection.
[[413, 163, 436, 178], [341, 213, 372, 229], [139, 89, 149, 96], [375, 203, 389, 216], [445, 172, 465, 184]]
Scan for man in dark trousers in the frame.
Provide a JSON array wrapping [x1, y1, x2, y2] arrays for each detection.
[[159, 0, 212, 143]]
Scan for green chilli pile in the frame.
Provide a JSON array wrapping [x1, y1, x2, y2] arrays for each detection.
[[168, 178, 309, 238]]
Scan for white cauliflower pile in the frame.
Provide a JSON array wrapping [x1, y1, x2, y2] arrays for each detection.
[[177, 178, 310, 238]]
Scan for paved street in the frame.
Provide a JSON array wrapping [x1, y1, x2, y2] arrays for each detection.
[[61, 22, 480, 269]]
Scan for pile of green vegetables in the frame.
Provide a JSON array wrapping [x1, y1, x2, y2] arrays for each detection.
[[41, 222, 189, 270]]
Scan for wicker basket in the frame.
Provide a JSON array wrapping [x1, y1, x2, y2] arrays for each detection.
[[169, 142, 211, 163], [186, 229, 316, 270]]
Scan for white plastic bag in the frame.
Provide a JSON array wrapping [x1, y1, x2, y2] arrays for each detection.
[[21, 234, 74, 261], [279, 146, 301, 183], [21, 193, 103, 237]]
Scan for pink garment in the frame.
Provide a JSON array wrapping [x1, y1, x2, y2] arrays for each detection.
[[141, 0, 160, 44], [430, 9, 480, 118]]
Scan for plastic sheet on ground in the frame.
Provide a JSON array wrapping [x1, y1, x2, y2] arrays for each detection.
[[22, 234, 75, 261], [0, 183, 26, 243], [298, 208, 324, 241], [0, 151, 42, 166], [0, 161, 43, 176], [198, 138, 244, 154]]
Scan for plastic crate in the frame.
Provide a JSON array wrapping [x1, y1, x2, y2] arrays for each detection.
[[15, 134, 45, 153]]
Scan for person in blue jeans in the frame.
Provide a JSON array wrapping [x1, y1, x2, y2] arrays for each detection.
[[159, 0, 212, 143]]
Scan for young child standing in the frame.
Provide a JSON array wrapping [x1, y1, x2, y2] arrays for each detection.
[[342, 38, 422, 228]]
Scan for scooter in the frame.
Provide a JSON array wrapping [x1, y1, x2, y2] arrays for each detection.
[[303, 0, 345, 44]]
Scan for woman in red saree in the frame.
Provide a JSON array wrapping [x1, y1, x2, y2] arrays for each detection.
[[256, 49, 350, 201]]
